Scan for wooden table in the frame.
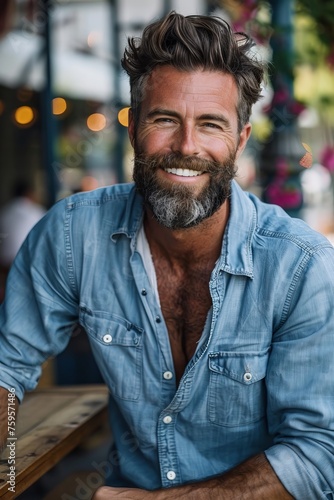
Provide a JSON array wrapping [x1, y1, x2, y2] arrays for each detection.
[[0, 385, 109, 499]]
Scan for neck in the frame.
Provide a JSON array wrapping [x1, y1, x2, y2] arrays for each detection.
[[144, 201, 230, 267]]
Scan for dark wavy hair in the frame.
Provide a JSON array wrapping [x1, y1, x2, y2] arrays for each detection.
[[121, 11, 264, 132]]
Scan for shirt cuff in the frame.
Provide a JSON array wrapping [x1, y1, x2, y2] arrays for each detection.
[[265, 444, 331, 500]]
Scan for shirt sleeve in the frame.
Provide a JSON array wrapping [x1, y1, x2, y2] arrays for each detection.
[[0, 199, 79, 402], [264, 244, 334, 499]]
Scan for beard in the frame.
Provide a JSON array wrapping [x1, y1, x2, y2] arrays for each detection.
[[133, 151, 237, 230]]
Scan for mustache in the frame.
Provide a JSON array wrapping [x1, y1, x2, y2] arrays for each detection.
[[134, 152, 234, 174]]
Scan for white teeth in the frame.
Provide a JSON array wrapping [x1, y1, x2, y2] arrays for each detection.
[[164, 168, 203, 177]]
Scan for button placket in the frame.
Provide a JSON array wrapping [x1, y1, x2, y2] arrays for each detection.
[[157, 406, 180, 488]]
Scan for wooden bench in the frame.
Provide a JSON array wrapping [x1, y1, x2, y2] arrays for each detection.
[[0, 385, 109, 499]]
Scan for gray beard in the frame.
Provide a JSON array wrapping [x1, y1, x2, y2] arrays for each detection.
[[133, 152, 237, 230]]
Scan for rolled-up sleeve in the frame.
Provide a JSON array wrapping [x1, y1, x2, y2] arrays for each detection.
[[265, 245, 334, 499], [0, 199, 78, 402]]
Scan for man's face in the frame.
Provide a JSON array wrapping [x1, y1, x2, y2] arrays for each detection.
[[128, 66, 251, 229]]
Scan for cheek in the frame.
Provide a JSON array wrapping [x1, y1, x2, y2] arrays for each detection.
[[137, 129, 172, 153], [206, 137, 237, 161]]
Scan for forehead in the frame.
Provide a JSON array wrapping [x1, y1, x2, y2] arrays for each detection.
[[142, 66, 239, 112]]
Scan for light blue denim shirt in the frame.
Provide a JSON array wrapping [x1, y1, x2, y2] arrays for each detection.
[[1, 180, 334, 499]]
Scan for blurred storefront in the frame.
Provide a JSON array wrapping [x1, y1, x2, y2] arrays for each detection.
[[0, 0, 206, 207]]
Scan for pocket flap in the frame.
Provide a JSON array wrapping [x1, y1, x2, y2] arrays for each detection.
[[81, 309, 143, 347], [208, 350, 269, 385]]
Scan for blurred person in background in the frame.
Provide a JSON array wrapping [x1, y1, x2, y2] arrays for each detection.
[[1, 12, 334, 500], [0, 180, 46, 301]]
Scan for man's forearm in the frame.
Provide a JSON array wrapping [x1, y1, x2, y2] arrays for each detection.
[[93, 453, 294, 499], [0, 387, 19, 455], [163, 453, 293, 500]]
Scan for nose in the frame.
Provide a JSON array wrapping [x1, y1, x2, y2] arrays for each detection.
[[171, 124, 200, 156]]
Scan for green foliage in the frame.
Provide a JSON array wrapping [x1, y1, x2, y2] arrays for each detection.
[[296, 0, 334, 49], [293, 13, 328, 67]]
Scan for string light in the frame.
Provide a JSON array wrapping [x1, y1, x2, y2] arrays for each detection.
[[53, 97, 67, 116], [118, 107, 130, 127], [87, 113, 106, 132], [14, 106, 35, 126]]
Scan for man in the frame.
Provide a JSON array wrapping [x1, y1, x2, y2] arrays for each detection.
[[1, 12, 333, 499], [0, 180, 46, 301]]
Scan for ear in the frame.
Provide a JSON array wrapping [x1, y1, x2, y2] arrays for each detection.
[[236, 122, 252, 160], [128, 108, 135, 148]]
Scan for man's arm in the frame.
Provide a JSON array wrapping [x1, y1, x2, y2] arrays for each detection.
[[93, 453, 293, 499], [0, 387, 19, 455]]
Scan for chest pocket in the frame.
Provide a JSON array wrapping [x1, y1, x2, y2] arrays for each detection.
[[208, 349, 269, 427], [81, 309, 143, 401]]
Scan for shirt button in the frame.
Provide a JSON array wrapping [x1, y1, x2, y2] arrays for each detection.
[[163, 415, 172, 424], [141, 289, 147, 296], [166, 471, 176, 481], [155, 316, 162, 323], [244, 372, 252, 382], [103, 334, 112, 344], [163, 371, 173, 380]]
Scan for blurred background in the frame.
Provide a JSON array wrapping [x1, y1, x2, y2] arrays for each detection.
[[1, 2, 334, 497]]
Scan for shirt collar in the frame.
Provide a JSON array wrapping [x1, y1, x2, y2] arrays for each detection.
[[110, 184, 144, 242], [111, 181, 256, 278], [219, 180, 255, 278]]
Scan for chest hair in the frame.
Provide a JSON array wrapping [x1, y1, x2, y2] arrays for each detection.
[[154, 257, 213, 382]]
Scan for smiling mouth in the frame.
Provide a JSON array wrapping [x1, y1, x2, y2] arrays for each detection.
[[163, 168, 204, 177]]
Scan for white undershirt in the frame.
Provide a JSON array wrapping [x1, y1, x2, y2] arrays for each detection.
[[136, 223, 160, 306]]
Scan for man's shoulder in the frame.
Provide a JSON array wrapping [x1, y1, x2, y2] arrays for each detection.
[[30, 182, 141, 240], [45, 182, 137, 219], [65, 182, 136, 207], [231, 182, 331, 254], [248, 191, 331, 252]]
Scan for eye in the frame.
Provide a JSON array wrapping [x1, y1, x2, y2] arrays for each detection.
[[202, 122, 222, 130], [155, 117, 174, 123]]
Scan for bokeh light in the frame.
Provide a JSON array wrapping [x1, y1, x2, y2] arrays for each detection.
[[14, 106, 35, 126], [53, 97, 67, 116], [118, 107, 130, 127], [87, 113, 106, 132]]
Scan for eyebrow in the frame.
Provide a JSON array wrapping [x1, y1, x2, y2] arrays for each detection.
[[146, 109, 180, 119], [198, 113, 231, 127], [146, 109, 231, 127]]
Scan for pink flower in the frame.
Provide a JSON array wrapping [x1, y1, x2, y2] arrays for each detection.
[[266, 184, 303, 208], [326, 46, 334, 68], [320, 146, 334, 172]]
